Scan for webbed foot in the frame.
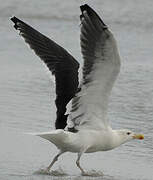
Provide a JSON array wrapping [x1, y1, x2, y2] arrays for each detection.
[[81, 170, 103, 177]]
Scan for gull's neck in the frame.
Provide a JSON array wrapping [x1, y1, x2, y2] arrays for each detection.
[[111, 129, 128, 148]]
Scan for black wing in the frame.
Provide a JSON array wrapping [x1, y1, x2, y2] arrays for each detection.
[[11, 16, 79, 129], [80, 4, 107, 83]]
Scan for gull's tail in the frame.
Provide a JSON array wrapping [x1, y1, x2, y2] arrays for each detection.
[[27, 129, 68, 148]]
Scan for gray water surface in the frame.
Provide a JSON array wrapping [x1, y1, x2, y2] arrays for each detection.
[[0, 0, 153, 179]]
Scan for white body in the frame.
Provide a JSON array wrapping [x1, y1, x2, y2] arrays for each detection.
[[34, 128, 129, 153]]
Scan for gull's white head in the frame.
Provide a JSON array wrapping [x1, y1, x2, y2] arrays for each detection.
[[116, 129, 144, 145]]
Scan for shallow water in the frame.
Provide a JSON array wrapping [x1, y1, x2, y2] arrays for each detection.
[[0, 0, 153, 179]]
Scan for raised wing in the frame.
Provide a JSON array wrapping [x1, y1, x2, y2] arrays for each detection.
[[11, 17, 79, 129], [67, 4, 121, 131]]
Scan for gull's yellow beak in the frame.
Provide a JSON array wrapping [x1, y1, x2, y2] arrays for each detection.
[[133, 134, 144, 140]]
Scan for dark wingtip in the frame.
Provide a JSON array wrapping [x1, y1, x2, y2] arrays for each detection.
[[80, 4, 107, 28], [80, 4, 90, 12], [10, 16, 23, 30], [10, 16, 18, 23]]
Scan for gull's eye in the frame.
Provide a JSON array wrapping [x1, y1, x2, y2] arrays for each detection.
[[127, 132, 131, 135]]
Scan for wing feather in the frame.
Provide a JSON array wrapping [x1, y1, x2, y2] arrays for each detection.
[[11, 17, 79, 129], [67, 5, 121, 131]]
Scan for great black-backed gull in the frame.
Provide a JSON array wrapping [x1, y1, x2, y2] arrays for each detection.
[[11, 4, 144, 176]]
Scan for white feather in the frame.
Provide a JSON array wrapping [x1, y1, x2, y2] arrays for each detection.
[[68, 30, 121, 130]]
